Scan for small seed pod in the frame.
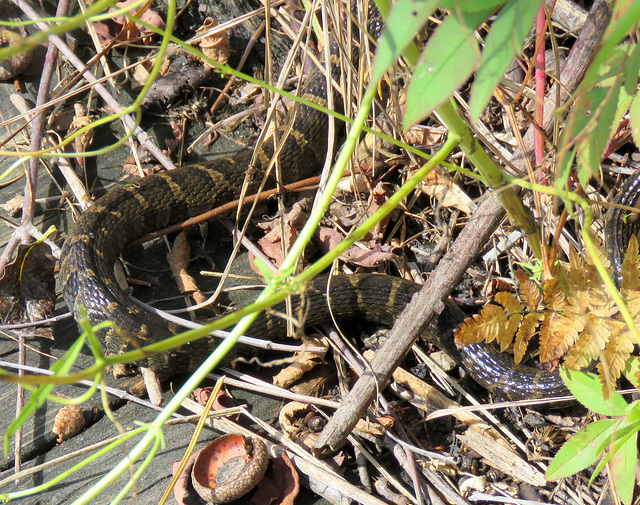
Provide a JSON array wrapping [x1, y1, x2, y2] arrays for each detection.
[[191, 434, 269, 504], [52, 405, 86, 443]]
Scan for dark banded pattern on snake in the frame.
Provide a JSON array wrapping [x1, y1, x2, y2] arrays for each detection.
[[58, 5, 571, 400]]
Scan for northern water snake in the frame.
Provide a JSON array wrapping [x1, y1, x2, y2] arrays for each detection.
[[58, 3, 576, 401]]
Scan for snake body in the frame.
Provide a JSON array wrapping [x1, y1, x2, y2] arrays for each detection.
[[59, 6, 570, 400], [604, 170, 640, 282]]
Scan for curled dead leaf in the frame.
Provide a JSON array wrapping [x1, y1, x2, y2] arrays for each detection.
[[196, 18, 231, 68], [253, 199, 310, 271], [272, 336, 328, 388], [317, 227, 401, 267], [278, 401, 312, 438], [0, 242, 56, 339], [110, 1, 165, 44]]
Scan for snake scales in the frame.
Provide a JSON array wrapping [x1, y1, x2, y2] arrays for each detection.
[[58, 3, 573, 401]]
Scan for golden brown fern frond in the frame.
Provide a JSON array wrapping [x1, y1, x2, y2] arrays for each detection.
[[453, 235, 640, 397], [599, 317, 633, 398], [455, 293, 523, 347]]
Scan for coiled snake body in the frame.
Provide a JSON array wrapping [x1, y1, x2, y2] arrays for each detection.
[[59, 6, 575, 401]]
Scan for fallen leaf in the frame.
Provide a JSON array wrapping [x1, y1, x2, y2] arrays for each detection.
[[0, 30, 33, 80], [168, 232, 207, 305], [317, 227, 401, 267], [98, 0, 166, 44], [272, 336, 328, 388], [67, 103, 95, 172], [413, 165, 476, 215], [195, 18, 231, 68], [252, 199, 310, 271], [252, 453, 300, 505]]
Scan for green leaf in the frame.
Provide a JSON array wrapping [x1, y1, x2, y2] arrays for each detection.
[[575, 46, 634, 189], [404, 6, 495, 128], [623, 42, 640, 95], [439, 0, 505, 10], [575, 81, 624, 189], [607, 431, 637, 505], [624, 357, 640, 390], [580, 0, 640, 88], [546, 419, 615, 480], [629, 94, 640, 150], [594, 421, 640, 455], [370, 0, 439, 84], [469, 0, 543, 121], [561, 368, 628, 416]]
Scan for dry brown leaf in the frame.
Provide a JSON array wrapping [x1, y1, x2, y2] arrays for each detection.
[[167, 232, 206, 304], [0, 242, 56, 339], [278, 401, 312, 438], [413, 165, 476, 215], [67, 104, 94, 172], [317, 227, 401, 267], [96, 0, 165, 44], [252, 200, 310, 271], [0, 30, 32, 80], [272, 336, 328, 388], [195, 18, 231, 68]]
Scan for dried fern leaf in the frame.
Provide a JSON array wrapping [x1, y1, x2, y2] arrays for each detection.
[[515, 270, 542, 310], [621, 235, 640, 315], [455, 296, 521, 348], [567, 248, 588, 294], [584, 232, 610, 275], [599, 317, 634, 398], [455, 305, 506, 345], [494, 292, 524, 352], [544, 313, 585, 364], [563, 312, 613, 369], [513, 311, 544, 364], [539, 275, 566, 363]]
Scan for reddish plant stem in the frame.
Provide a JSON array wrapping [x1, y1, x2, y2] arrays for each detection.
[[534, 4, 546, 182]]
